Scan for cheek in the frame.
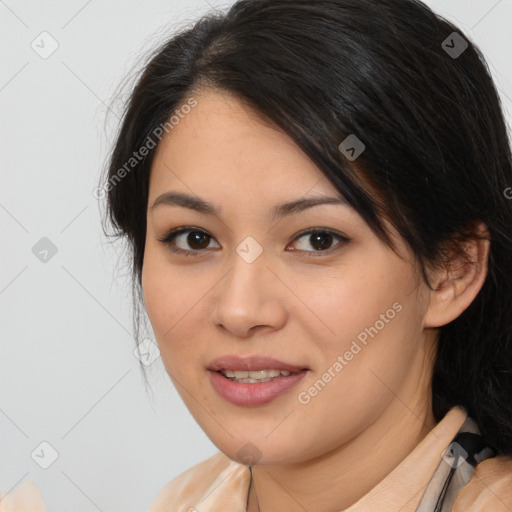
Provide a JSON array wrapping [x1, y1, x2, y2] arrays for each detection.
[[141, 247, 186, 342], [291, 257, 409, 351], [291, 302, 422, 457], [141, 248, 212, 369], [294, 257, 423, 403]]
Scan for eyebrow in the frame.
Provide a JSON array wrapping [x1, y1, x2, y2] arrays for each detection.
[[151, 191, 350, 220]]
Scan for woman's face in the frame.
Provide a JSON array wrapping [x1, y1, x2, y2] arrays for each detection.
[[142, 88, 437, 465]]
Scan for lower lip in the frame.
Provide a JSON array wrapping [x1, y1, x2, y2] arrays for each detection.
[[208, 369, 309, 407]]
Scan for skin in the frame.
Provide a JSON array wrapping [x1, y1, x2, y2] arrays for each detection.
[[141, 88, 489, 511]]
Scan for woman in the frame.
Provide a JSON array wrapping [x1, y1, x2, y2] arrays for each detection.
[[105, 0, 512, 510], [2, 0, 511, 511]]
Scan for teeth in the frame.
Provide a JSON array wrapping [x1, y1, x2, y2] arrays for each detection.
[[249, 370, 268, 379], [220, 368, 297, 382]]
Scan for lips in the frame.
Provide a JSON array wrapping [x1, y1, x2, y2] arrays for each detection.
[[208, 366, 309, 406], [207, 354, 309, 373]]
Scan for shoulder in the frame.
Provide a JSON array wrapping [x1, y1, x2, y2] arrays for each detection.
[[147, 451, 250, 512], [0, 480, 46, 511], [453, 455, 512, 511]]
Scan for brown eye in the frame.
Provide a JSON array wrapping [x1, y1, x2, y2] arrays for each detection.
[[158, 227, 220, 256], [288, 229, 350, 256], [182, 231, 211, 250]]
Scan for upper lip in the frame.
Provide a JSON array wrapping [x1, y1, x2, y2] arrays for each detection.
[[207, 355, 309, 373]]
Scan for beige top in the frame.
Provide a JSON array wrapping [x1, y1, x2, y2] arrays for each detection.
[[0, 482, 46, 512], [1, 406, 512, 511]]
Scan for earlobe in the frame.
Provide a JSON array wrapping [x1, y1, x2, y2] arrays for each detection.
[[423, 221, 490, 328]]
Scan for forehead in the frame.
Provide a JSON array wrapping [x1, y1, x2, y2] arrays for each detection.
[[148, 88, 337, 200]]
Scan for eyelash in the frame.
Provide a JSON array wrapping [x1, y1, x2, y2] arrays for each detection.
[[157, 226, 351, 258]]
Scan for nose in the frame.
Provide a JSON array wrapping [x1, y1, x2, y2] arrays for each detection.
[[211, 243, 287, 339]]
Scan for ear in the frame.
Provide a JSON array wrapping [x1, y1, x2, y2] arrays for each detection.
[[423, 221, 490, 328]]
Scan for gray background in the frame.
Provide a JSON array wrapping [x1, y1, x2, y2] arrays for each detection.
[[1, 1, 511, 511]]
